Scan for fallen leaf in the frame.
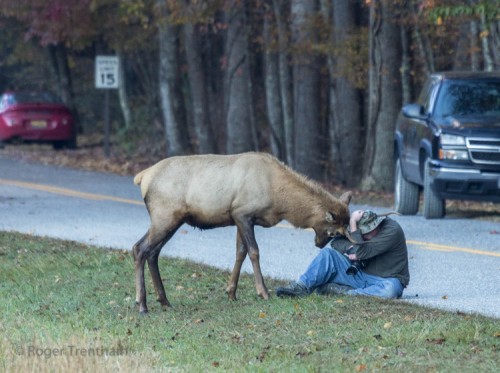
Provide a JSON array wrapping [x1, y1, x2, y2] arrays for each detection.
[[356, 364, 367, 372], [335, 299, 344, 303], [442, 295, 448, 300], [259, 312, 266, 318], [494, 332, 500, 338], [211, 361, 220, 367], [296, 351, 311, 358], [426, 338, 446, 345], [383, 322, 392, 329], [194, 319, 204, 324], [307, 330, 315, 336]]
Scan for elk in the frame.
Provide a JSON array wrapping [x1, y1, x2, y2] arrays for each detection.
[[133, 152, 352, 313]]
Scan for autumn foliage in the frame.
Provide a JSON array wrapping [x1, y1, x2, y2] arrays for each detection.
[[0, 0, 499, 188]]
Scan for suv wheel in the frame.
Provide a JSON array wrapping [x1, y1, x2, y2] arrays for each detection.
[[394, 158, 420, 215], [423, 160, 445, 219]]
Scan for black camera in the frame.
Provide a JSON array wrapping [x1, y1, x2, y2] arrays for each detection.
[[344, 247, 364, 276]]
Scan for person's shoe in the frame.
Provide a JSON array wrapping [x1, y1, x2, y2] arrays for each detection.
[[275, 282, 309, 297], [316, 283, 353, 296]]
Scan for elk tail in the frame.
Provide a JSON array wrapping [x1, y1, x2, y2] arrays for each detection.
[[133, 169, 148, 185]]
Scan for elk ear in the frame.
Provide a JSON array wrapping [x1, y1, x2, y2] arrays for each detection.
[[325, 211, 336, 223], [339, 191, 352, 205]]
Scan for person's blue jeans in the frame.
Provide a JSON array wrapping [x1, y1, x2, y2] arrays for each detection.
[[298, 248, 403, 299]]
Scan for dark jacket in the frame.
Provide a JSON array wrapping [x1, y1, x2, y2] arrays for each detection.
[[330, 218, 410, 287]]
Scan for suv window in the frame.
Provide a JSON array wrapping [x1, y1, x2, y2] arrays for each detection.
[[433, 80, 500, 117], [417, 79, 433, 107], [418, 76, 440, 114]]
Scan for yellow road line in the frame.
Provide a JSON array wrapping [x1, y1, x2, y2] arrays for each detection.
[[1, 178, 499, 257], [406, 240, 500, 257], [0, 178, 143, 206]]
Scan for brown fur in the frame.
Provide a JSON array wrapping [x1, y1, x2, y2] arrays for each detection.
[[132, 152, 351, 313]]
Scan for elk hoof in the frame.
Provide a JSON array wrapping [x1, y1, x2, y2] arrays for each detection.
[[226, 285, 237, 301], [157, 298, 172, 307], [258, 290, 270, 300], [139, 309, 149, 316]]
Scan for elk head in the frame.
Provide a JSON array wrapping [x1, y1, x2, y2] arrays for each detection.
[[313, 192, 351, 248]]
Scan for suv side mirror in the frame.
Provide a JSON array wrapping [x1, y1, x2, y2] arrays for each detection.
[[402, 104, 426, 119]]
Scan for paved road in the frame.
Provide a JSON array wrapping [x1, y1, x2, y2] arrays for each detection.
[[1, 154, 499, 318]]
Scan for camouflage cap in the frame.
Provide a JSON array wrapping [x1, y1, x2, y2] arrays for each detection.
[[358, 210, 386, 234]]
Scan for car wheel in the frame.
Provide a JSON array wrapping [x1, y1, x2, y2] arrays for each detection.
[[423, 160, 445, 219], [52, 141, 64, 150], [53, 138, 77, 150], [66, 137, 77, 150], [394, 158, 420, 215]]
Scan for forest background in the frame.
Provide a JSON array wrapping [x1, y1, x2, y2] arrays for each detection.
[[0, 0, 499, 191]]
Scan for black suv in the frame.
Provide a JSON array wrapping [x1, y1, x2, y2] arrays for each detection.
[[394, 71, 500, 219]]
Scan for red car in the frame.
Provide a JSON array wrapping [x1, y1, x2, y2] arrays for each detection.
[[0, 91, 76, 149]]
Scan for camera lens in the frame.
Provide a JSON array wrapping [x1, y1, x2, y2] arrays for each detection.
[[346, 265, 358, 276]]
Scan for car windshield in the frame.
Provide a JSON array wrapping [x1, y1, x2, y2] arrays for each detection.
[[433, 80, 500, 117], [10, 92, 63, 104]]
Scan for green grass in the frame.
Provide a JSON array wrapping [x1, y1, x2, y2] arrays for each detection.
[[1, 231, 499, 372]]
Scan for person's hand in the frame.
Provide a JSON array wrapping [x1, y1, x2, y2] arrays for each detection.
[[347, 253, 357, 261], [350, 210, 364, 232]]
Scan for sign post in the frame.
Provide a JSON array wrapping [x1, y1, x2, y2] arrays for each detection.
[[95, 56, 119, 157]]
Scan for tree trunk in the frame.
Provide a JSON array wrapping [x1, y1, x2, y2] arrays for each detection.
[[470, 20, 481, 71], [117, 50, 132, 129], [400, 24, 412, 103], [330, 0, 363, 187], [452, 22, 472, 71], [478, 10, 494, 71], [272, 0, 294, 166], [157, 0, 190, 156], [411, 2, 435, 74], [490, 20, 500, 68], [183, 21, 216, 154], [264, 3, 285, 161], [362, 0, 402, 191], [291, 0, 324, 180], [224, 0, 257, 154], [47, 43, 79, 128]]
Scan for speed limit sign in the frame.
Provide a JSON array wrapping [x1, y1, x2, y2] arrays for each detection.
[[95, 56, 119, 89]]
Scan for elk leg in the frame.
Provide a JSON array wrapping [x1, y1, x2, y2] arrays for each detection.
[[133, 234, 149, 314], [235, 218, 269, 300], [147, 249, 171, 308], [247, 245, 269, 300], [226, 230, 247, 300], [133, 225, 177, 314]]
